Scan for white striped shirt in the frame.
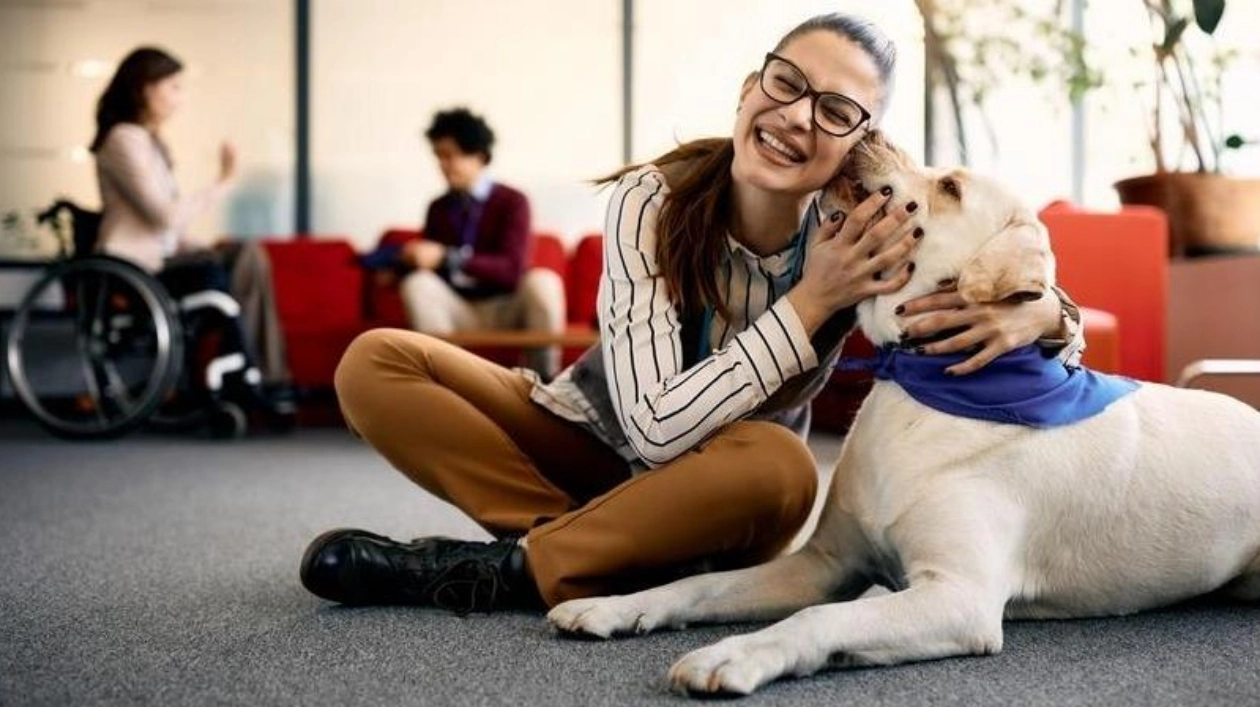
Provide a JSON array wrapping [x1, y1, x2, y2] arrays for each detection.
[[530, 165, 1086, 469], [531, 166, 819, 468]]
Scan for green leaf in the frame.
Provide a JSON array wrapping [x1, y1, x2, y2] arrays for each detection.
[[1193, 0, 1226, 34]]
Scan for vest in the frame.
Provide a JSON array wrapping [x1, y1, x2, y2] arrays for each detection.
[[566, 304, 857, 467]]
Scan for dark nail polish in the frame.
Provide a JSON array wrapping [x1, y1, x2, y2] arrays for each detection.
[[880, 185, 893, 196], [895, 304, 905, 315], [913, 227, 924, 239], [906, 201, 919, 213], [938, 278, 955, 288], [830, 210, 842, 222], [908, 262, 916, 274], [874, 271, 882, 281]]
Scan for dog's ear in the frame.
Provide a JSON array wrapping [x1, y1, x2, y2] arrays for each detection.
[[957, 216, 1055, 305]]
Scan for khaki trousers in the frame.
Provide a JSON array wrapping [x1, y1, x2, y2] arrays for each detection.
[[333, 328, 818, 606], [226, 241, 289, 385], [400, 268, 565, 378]]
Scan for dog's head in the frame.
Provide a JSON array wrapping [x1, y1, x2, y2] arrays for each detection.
[[819, 130, 1056, 345]]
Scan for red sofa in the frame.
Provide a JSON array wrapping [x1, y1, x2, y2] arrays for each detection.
[[364, 229, 602, 367], [262, 231, 604, 397]]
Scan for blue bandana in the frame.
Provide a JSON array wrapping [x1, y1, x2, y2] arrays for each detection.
[[842, 345, 1140, 428]]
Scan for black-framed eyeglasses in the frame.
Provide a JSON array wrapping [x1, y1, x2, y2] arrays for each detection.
[[759, 53, 871, 138]]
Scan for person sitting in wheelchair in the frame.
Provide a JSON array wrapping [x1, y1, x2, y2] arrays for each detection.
[[89, 46, 293, 424]]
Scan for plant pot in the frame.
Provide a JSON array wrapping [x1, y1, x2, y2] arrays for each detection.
[[1114, 173, 1260, 257]]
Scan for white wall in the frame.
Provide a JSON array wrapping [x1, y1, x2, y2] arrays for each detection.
[[311, 0, 925, 251], [633, 0, 925, 165], [310, 0, 622, 250], [0, 0, 294, 254]]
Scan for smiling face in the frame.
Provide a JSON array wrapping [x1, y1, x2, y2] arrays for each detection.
[[731, 30, 884, 199], [823, 130, 1055, 344]]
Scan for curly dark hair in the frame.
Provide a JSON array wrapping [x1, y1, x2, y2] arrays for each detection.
[[425, 108, 496, 165], [90, 47, 183, 153]]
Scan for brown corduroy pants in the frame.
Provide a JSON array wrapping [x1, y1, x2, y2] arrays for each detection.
[[333, 328, 818, 607]]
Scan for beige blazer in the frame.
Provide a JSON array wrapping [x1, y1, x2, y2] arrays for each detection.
[[94, 123, 225, 272]]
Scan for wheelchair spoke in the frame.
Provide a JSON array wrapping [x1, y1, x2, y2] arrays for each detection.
[[72, 270, 125, 427], [93, 269, 108, 333], [100, 359, 137, 416], [75, 342, 108, 426], [73, 272, 91, 330]]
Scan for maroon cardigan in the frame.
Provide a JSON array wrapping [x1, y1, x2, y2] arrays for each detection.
[[423, 183, 531, 299]]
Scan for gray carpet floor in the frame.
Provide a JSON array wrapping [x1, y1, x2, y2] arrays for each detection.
[[2, 419, 1258, 707]]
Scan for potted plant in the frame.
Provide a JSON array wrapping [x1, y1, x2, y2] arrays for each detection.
[[1111, 0, 1260, 256]]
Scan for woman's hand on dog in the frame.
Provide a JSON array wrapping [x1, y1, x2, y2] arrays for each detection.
[[788, 189, 921, 333], [896, 284, 1064, 375]]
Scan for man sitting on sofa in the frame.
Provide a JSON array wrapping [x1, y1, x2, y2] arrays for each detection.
[[396, 107, 564, 379]]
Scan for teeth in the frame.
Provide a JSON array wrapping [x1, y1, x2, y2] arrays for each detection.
[[758, 129, 804, 162]]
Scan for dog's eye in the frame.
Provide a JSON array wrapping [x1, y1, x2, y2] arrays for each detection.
[[939, 177, 962, 201]]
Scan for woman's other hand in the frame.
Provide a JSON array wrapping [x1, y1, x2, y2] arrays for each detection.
[[897, 282, 1063, 375], [787, 188, 921, 333]]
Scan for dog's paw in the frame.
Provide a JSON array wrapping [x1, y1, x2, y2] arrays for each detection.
[[547, 596, 664, 639], [668, 634, 799, 696]]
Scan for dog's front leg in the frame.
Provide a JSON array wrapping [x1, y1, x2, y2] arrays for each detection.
[[667, 576, 1006, 695], [668, 494, 1017, 695], [548, 517, 873, 639]]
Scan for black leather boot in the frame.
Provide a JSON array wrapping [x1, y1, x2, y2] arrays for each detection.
[[299, 529, 541, 613]]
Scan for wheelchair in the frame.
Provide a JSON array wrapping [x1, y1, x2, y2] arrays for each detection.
[[2, 200, 278, 439]]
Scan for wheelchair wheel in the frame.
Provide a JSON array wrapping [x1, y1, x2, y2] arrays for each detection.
[[5, 256, 184, 439]]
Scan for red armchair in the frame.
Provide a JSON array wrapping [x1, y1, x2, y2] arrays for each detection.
[[1039, 201, 1169, 382]]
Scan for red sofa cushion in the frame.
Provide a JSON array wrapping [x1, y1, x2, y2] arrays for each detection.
[[530, 233, 567, 281], [567, 234, 603, 329], [262, 238, 366, 389], [262, 239, 363, 329]]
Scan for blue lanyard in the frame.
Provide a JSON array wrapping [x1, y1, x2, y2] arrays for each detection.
[[696, 200, 817, 361]]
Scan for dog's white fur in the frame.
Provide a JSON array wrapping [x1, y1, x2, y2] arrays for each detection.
[[547, 132, 1260, 696]]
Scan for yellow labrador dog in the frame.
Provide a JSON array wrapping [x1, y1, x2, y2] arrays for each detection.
[[547, 131, 1260, 696]]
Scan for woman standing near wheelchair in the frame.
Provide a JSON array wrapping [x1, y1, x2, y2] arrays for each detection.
[[301, 13, 1084, 613], [90, 46, 293, 413]]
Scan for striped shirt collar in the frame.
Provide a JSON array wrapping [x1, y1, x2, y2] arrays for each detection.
[[723, 234, 801, 277], [722, 195, 820, 278]]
